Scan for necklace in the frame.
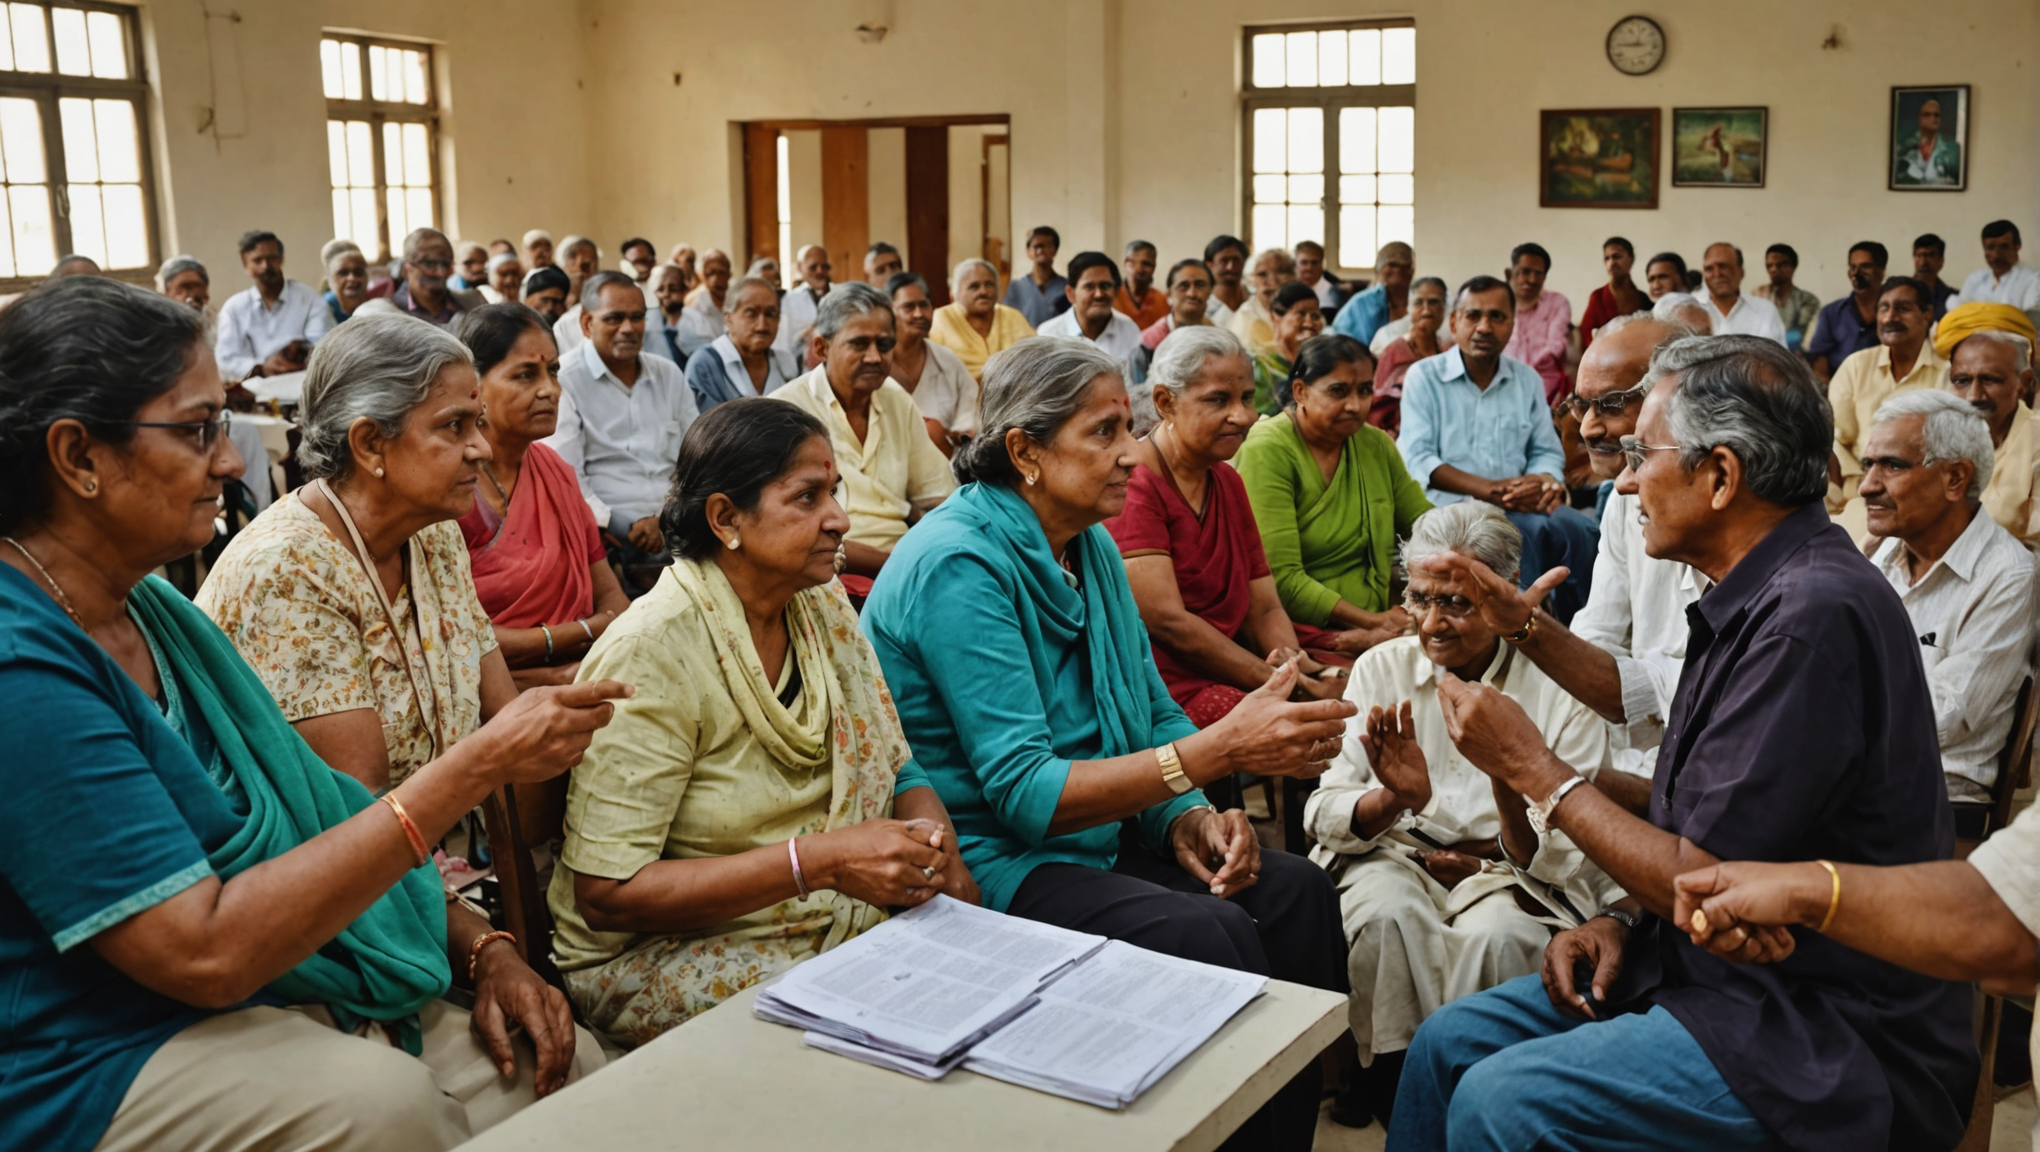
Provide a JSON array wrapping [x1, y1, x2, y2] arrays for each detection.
[[481, 460, 513, 508], [3, 536, 87, 629]]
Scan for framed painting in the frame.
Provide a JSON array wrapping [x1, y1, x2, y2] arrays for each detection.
[[1672, 107, 1767, 187], [1889, 84, 1969, 191], [1540, 108, 1659, 209]]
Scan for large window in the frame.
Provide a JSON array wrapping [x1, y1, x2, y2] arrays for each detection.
[[0, 2, 152, 283], [1242, 21, 1414, 274], [322, 34, 437, 263]]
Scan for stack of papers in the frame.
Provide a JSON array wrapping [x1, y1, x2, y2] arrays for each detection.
[[755, 896, 1268, 1109]]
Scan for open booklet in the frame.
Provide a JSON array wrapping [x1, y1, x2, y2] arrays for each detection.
[[755, 895, 1266, 1109]]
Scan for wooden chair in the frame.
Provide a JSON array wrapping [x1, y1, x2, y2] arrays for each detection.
[[477, 778, 570, 992]]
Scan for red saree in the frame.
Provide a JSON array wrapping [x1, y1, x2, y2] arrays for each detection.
[[458, 442, 607, 628]]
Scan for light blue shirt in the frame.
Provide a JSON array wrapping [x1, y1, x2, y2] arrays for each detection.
[[1329, 283, 1390, 345], [1397, 346, 1566, 505]]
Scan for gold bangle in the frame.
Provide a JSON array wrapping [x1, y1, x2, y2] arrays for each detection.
[[1814, 859, 1841, 934], [378, 792, 430, 867], [1503, 613, 1538, 646], [1156, 741, 1192, 795]]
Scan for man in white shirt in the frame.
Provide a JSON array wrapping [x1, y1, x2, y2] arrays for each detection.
[[1697, 243, 1787, 345], [676, 249, 733, 360], [1952, 220, 2040, 331], [620, 237, 657, 287], [1860, 389, 2036, 804], [1039, 251, 1144, 374], [776, 244, 834, 362], [213, 230, 331, 382], [545, 271, 700, 590], [644, 263, 689, 363]]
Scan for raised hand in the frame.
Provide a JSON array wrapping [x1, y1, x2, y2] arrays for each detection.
[[1359, 700, 1431, 811], [468, 679, 634, 784], [1405, 549, 1565, 639], [1435, 672, 1560, 795]]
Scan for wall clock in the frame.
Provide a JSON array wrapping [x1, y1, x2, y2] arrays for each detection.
[[1607, 16, 1666, 76]]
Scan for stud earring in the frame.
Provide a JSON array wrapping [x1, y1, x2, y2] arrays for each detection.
[[1025, 473, 1038, 487], [83, 480, 97, 494], [374, 467, 385, 478], [727, 534, 741, 550]]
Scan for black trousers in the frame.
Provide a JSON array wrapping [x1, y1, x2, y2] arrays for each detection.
[[1006, 829, 1348, 1152]]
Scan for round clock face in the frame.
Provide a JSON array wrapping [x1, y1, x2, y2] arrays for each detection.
[[1606, 16, 1665, 75]]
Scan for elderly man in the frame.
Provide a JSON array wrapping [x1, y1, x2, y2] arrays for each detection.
[[155, 254, 210, 313], [1114, 239, 1168, 329], [1309, 501, 1617, 1127], [683, 275, 796, 411], [1650, 293, 1711, 334], [1040, 251, 1144, 372], [776, 243, 834, 362], [773, 282, 954, 588], [546, 270, 699, 591], [556, 235, 599, 302], [862, 241, 903, 287], [1203, 234, 1250, 326], [619, 237, 657, 286], [523, 229, 555, 269], [677, 248, 734, 359], [1296, 239, 1346, 313], [1750, 243, 1819, 352], [642, 263, 689, 362], [1389, 335, 1976, 1152], [1696, 244, 1786, 345], [1806, 241, 1888, 380], [480, 252, 522, 305], [1942, 304, 2040, 546], [391, 228, 485, 328], [1228, 247, 1297, 357], [1333, 241, 1414, 347], [1953, 220, 2040, 331], [1824, 276, 1947, 511], [1134, 258, 1214, 382], [520, 265, 570, 325], [1003, 226, 1068, 328], [214, 230, 330, 382], [452, 240, 489, 291], [1912, 233, 1958, 320], [1860, 390, 2037, 807], [1399, 276, 1598, 621], [1502, 243, 1572, 403], [1894, 96, 1963, 187]]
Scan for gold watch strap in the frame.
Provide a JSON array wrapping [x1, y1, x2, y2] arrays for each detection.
[[1157, 741, 1193, 794]]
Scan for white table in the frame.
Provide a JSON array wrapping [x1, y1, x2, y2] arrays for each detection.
[[243, 369, 306, 408], [459, 979, 1348, 1152]]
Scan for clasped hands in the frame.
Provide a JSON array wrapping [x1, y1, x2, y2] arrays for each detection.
[[1486, 473, 1567, 514]]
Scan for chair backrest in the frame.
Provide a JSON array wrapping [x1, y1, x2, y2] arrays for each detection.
[[1990, 675, 2037, 835], [479, 778, 569, 991]]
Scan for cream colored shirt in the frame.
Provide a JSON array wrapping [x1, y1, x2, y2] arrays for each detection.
[[1829, 341, 1950, 483], [1984, 401, 2040, 549], [1227, 295, 1276, 357], [775, 366, 956, 550]]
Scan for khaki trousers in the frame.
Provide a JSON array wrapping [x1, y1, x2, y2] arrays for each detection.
[[94, 999, 605, 1152]]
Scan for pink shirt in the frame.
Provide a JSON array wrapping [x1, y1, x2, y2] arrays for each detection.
[[1503, 289, 1572, 403]]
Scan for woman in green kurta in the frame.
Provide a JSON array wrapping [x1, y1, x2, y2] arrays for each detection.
[[1250, 281, 1327, 415], [1235, 333, 1431, 633], [549, 399, 975, 1049]]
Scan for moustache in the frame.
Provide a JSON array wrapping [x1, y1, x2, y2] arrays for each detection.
[[1880, 324, 1907, 335], [1863, 497, 1897, 512], [1585, 436, 1622, 454], [1850, 273, 1874, 290]]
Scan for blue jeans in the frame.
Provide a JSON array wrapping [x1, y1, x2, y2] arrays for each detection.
[[1504, 507, 1598, 624], [1386, 974, 1784, 1152]]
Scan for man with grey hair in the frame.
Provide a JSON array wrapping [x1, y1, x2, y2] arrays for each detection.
[[1307, 500, 1618, 1125], [863, 241, 903, 287], [1946, 318, 2040, 546], [773, 281, 954, 588], [1649, 292, 1711, 334], [156, 254, 210, 313], [523, 228, 554, 269], [775, 243, 834, 364], [677, 248, 734, 360], [1861, 388, 2036, 807], [546, 270, 699, 593], [391, 227, 484, 328], [1228, 247, 1297, 357]]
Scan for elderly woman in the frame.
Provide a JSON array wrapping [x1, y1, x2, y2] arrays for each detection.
[[455, 304, 630, 690], [861, 338, 1354, 1152], [1303, 501, 1615, 1124], [551, 399, 973, 1048], [886, 271, 979, 455], [155, 254, 210, 313], [929, 257, 1035, 381], [480, 252, 523, 305], [200, 314, 509, 795], [1107, 326, 1382, 731], [684, 275, 797, 411], [1371, 276, 1448, 437], [1252, 281, 1327, 414], [323, 242, 372, 326], [0, 278, 625, 1152], [1236, 334, 1429, 638]]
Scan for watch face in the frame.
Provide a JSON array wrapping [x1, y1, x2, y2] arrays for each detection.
[[1607, 16, 1665, 75]]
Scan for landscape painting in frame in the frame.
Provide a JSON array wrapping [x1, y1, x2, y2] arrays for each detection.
[[1540, 109, 1659, 209], [1889, 85, 1969, 191], [1672, 107, 1767, 187]]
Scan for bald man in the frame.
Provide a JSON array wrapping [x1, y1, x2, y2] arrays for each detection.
[[776, 243, 834, 362], [1696, 243, 1787, 345]]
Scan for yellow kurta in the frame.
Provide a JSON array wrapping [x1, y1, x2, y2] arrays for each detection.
[[1227, 295, 1277, 357], [1826, 342, 1949, 510], [775, 366, 957, 550], [928, 301, 1034, 380], [1983, 401, 2040, 548]]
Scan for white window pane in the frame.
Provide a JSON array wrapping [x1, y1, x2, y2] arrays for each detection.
[[94, 101, 138, 183], [348, 188, 377, 254], [1318, 30, 1346, 87], [385, 188, 406, 251], [404, 49, 429, 105], [1379, 106, 1414, 173], [1379, 205, 1414, 249], [1286, 107, 1323, 173], [1252, 173, 1285, 202], [10, 183, 53, 273], [1349, 29, 1380, 86], [1288, 173, 1323, 204], [776, 224, 791, 287], [1378, 173, 1414, 205], [1284, 32, 1316, 88], [774, 134, 790, 219], [1341, 174, 1377, 204], [346, 121, 373, 186], [0, 10, 14, 71], [1383, 28, 1415, 85], [1251, 33, 1284, 88], [1252, 107, 1285, 173], [58, 98, 95, 183], [331, 187, 350, 244], [1340, 107, 1376, 174], [86, 11, 126, 78], [368, 45, 389, 101], [50, 6, 87, 75], [402, 123, 430, 187], [0, 97, 45, 183], [102, 183, 145, 268], [321, 39, 345, 99], [382, 121, 403, 185], [326, 121, 348, 186], [0, 193, 14, 276], [11, 3, 48, 72], [1338, 206, 1375, 269], [340, 41, 362, 101], [406, 186, 433, 232], [1287, 205, 1322, 251], [67, 182, 103, 264], [1251, 204, 1286, 254]]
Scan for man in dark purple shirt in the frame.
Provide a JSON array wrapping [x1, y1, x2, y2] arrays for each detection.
[[1807, 241, 1888, 379], [1383, 335, 1976, 1152]]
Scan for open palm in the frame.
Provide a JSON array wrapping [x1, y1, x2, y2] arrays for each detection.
[[1361, 700, 1432, 809]]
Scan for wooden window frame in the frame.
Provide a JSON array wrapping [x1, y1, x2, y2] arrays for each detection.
[[322, 32, 440, 264]]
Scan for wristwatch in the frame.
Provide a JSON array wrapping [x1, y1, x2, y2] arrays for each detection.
[[1594, 907, 1639, 931], [1526, 775, 1587, 835], [1156, 741, 1193, 795]]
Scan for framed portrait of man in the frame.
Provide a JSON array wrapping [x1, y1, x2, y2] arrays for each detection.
[[1889, 85, 1969, 191]]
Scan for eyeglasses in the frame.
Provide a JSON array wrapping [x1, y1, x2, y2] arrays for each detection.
[[412, 258, 453, 272], [131, 409, 233, 453], [1563, 383, 1648, 419], [1403, 590, 1477, 618], [1617, 434, 1680, 473]]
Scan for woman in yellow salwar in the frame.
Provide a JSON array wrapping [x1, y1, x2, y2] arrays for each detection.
[[929, 258, 1035, 381], [549, 399, 978, 1048]]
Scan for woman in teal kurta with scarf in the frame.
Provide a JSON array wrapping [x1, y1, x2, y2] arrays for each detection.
[[861, 337, 1354, 1152], [1236, 333, 1431, 631], [0, 277, 620, 1152]]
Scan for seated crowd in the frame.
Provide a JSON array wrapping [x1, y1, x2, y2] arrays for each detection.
[[5, 212, 2040, 1152]]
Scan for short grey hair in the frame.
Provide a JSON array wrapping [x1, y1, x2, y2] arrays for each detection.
[[296, 313, 474, 481], [1596, 310, 1657, 339], [723, 276, 780, 314], [1954, 329, 2034, 373], [1401, 502, 1523, 582], [813, 281, 892, 342], [401, 227, 449, 263], [1651, 292, 1710, 334], [1253, 247, 1297, 273], [522, 228, 552, 248], [1871, 389, 1995, 504], [951, 257, 999, 293], [1655, 334, 1831, 506], [154, 254, 206, 291], [558, 234, 597, 259], [319, 238, 361, 268], [744, 257, 779, 281], [485, 251, 521, 275], [954, 338, 1125, 487], [454, 240, 486, 260], [579, 269, 640, 312], [1149, 325, 1247, 400]]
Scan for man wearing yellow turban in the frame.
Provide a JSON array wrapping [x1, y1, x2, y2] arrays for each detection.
[[1941, 302, 2040, 546]]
